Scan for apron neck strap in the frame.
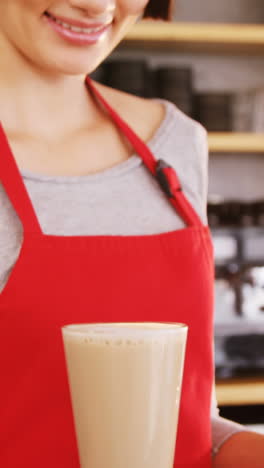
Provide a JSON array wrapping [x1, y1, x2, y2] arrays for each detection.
[[85, 76, 203, 228], [0, 123, 42, 235]]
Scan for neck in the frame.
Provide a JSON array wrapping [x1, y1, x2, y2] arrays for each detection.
[[0, 36, 97, 140]]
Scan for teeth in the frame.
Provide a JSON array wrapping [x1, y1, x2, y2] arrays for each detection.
[[48, 14, 103, 34]]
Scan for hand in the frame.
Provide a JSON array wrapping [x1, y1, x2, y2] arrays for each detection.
[[213, 431, 264, 467]]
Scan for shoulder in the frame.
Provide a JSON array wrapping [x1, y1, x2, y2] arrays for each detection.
[[93, 80, 208, 206], [94, 80, 207, 156], [93, 81, 166, 144]]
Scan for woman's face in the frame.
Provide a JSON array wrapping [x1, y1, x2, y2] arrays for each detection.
[[0, 0, 149, 75]]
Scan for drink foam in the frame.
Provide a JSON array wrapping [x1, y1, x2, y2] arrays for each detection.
[[62, 323, 186, 346]]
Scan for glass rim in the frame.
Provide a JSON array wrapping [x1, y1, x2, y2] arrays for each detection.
[[62, 322, 188, 338]]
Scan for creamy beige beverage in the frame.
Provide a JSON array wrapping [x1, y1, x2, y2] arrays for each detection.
[[62, 322, 188, 468]]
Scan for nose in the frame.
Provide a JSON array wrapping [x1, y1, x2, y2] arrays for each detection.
[[69, 0, 116, 17]]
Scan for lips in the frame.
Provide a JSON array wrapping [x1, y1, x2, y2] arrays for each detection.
[[44, 11, 110, 32], [43, 11, 112, 45]]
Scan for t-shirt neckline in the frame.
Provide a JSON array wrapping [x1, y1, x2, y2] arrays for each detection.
[[21, 99, 176, 184]]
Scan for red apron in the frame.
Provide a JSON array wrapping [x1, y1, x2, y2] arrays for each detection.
[[0, 76, 214, 468]]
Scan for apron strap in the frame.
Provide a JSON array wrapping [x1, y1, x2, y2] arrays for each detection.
[[0, 123, 42, 235], [0, 77, 203, 233], [85, 76, 203, 228]]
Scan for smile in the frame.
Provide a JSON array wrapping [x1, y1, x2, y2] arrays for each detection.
[[45, 12, 106, 34], [43, 11, 112, 45]]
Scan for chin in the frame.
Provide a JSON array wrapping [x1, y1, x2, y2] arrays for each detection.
[[34, 45, 107, 76], [35, 53, 100, 77], [51, 63, 93, 76]]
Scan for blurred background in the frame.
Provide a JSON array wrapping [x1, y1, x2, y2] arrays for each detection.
[[92, 1, 264, 432]]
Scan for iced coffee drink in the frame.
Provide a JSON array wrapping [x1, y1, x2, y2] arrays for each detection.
[[62, 322, 188, 468]]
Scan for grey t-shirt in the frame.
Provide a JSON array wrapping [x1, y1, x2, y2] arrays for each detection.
[[0, 99, 244, 455]]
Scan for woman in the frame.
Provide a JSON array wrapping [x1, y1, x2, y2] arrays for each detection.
[[0, 1, 263, 467]]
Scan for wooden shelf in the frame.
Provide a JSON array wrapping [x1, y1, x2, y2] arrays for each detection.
[[208, 133, 264, 153], [121, 21, 264, 55], [216, 378, 264, 406]]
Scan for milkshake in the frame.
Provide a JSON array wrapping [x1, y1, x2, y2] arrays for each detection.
[[62, 322, 188, 468]]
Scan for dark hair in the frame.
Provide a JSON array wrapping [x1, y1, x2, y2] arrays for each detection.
[[143, 0, 174, 20]]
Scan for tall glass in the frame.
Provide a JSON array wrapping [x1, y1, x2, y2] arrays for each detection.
[[62, 322, 188, 468]]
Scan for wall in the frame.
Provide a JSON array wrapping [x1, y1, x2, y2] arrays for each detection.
[[174, 0, 264, 24]]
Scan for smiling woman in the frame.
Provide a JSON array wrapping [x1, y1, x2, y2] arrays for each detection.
[[0, 1, 262, 468], [0, 0, 156, 75]]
